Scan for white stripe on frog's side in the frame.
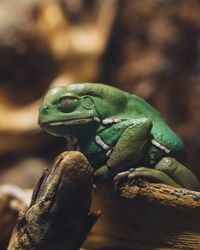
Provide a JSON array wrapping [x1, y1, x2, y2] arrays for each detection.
[[151, 139, 171, 154], [102, 118, 114, 124], [93, 117, 101, 122], [102, 118, 122, 125], [106, 148, 113, 157], [95, 135, 110, 150]]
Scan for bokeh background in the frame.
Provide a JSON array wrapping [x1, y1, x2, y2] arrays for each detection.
[[0, 0, 200, 245]]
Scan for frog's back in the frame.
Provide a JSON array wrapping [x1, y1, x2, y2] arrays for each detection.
[[126, 93, 186, 163]]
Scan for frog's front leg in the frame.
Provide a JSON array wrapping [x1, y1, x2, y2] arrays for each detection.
[[94, 118, 152, 181], [115, 157, 200, 191]]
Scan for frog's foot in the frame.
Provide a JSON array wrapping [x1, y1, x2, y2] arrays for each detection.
[[95, 164, 180, 188], [113, 169, 135, 183], [94, 157, 200, 191], [114, 157, 200, 191], [114, 167, 181, 188]]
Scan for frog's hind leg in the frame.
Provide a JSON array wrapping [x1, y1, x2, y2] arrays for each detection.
[[114, 157, 200, 191], [155, 157, 200, 191]]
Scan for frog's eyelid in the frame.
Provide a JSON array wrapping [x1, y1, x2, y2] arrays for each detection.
[[54, 94, 81, 104]]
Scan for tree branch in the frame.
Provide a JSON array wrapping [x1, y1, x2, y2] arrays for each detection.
[[120, 178, 200, 210], [85, 179, 200, 249], [7, 151, 99, 250], [6, 153, 200, 250]]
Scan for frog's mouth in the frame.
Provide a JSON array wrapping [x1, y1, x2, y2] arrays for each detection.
[[41, 118, 94, 127]]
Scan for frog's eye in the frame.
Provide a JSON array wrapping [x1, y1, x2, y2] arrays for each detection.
[[57, 96, 79, 112]]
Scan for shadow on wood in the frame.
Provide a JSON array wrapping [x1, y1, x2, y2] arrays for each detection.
[[85, 179, 200, 250]]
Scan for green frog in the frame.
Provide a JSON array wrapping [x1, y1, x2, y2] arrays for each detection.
[[38, 83, 200, 191]]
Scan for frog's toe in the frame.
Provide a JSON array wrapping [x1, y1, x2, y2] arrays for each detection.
[[125, 167, 181, 187], [127, 168, 165, 183], [113, 170, 132, 182]]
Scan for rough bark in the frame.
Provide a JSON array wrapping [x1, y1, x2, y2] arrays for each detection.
[[85, 179, 200, 250], [6, 152, 200, 250], [7, 151, 99, 250], [120, 179, 200, 210], [0, 185, 29, 249]]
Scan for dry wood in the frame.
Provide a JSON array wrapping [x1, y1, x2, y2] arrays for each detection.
[[6, 152, 200, 250], [7, 151, 99, 250], [85, 179, 200, 250], [120, 179, 200, 210], [0, 185, 29, 249]]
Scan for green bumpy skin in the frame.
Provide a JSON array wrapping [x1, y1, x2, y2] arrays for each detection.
[[38, 83, 200, 191]]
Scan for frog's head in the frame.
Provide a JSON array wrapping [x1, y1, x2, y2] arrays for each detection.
[[38, 83, 127, 137]]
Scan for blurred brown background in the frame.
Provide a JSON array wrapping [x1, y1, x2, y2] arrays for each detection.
[[0, 0, 200, 189]]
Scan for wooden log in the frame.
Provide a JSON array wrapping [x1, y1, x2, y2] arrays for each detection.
[[7, 151, 99, 250], [6, 151, 200, 250], [120, 179, 200, 210], [0, 185, 29, 250], [85, 179, 200, 250]]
